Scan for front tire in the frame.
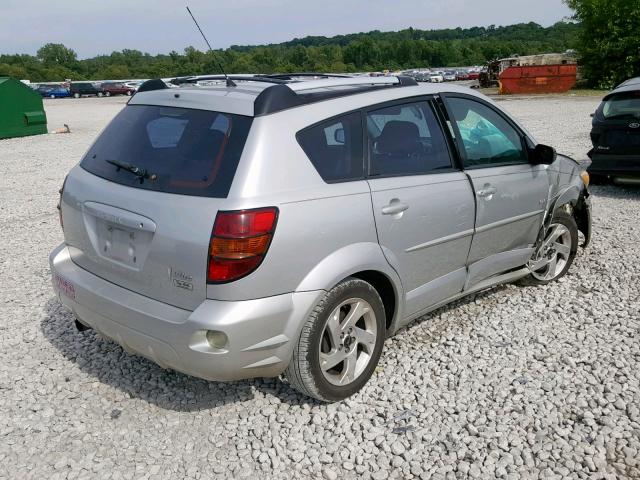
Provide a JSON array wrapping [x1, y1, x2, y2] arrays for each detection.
[[284, 277, 386, 402], [521, 210, 578, 286]]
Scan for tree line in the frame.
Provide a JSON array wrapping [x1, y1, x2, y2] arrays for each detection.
[[0, 22, 579, 83], [565, 0, 640, 89]]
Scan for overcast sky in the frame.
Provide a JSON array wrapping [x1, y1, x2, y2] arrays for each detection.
[[1, 0, 574, 58]]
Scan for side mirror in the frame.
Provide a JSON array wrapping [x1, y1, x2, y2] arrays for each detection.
[[531, 144, 557, 165], [334, 128, 345, 144]]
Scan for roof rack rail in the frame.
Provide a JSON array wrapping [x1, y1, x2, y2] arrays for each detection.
[[170, 75, 291, 85], [254, 75, 418, 116], [260, 73, 352, 80], [287, 75, 416, 92]]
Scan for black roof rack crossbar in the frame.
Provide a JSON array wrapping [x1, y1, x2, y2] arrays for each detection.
[[137, 79, 169, 93]]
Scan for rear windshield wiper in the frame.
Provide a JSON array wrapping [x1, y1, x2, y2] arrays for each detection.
[[105, 159, 157, 183]]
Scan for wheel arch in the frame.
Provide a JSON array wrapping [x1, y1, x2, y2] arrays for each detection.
[[350, 270, 398, 333], [549, 181, 591, 248], [295, 242, 404, 333]]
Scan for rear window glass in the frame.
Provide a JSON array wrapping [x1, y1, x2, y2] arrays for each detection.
[[602, 92, 640, 119], [80, 105, 253, 197], [296, 112, 363, 182]]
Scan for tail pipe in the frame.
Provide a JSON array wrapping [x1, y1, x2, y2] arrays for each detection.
[[74, 318, 92, 332]]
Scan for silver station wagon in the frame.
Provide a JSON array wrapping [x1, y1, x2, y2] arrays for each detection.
[[50, 74, 592, 401]]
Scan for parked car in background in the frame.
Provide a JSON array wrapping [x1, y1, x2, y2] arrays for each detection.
[[588, 77, 640, 181], [467, 72, 481, 81], [36, 84, 70, 98], [101, 82, 136, 97], [456, 71, 470, 81], [50, 74, 592, 402], [443, 71, 457, 82], [124, 81, 144, 92], [70, 82, 103, 98], [408, 72, 429, 82], [429, 73, 444, 83]]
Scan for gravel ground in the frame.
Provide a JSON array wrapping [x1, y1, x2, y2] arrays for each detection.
[[1, 95, 639, 480]]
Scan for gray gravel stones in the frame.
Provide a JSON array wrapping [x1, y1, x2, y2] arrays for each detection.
[[1, 95, 639, 479]]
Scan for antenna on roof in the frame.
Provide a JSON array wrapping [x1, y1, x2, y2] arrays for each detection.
[[185, 6, 236, 88]]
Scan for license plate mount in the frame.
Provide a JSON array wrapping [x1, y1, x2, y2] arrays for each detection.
[[98, 223, 140, 268]]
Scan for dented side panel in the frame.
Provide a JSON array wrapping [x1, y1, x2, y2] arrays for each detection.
[[543, 154, 592, 248]]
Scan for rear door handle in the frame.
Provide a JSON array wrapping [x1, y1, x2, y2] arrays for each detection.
[[477, 186, 497, 198], [382, 200, 409, 215]]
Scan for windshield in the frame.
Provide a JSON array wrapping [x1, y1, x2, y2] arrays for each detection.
[[602, 91, 640, 119], [80, 105, 253, 197]]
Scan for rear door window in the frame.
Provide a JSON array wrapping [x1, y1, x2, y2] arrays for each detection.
[[80, 105, 253, 197], [366, 101, 453, 176], [296, 112, 364, 182]]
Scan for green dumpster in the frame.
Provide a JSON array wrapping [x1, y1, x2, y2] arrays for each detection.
[[0, 77, 48, 139]]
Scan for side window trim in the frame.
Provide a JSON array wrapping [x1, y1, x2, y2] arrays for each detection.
[[363, 96, 459, 179], [439, 93, 531, 170], [430, 96, 465, 171]]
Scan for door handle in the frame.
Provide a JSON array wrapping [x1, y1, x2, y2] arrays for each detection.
[[477, 186, 497, 198], [382, 200, 409, 215]]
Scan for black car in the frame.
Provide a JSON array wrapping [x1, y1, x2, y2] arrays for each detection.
[[69, 82, 103, 98], [589, 77, 640, 180]]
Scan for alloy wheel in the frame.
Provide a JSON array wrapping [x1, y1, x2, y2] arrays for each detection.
[[318, 298, 378, 386], [528, 223, 572, 281]]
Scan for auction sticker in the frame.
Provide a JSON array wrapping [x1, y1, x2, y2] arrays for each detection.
[[54, 273, 76, 300]]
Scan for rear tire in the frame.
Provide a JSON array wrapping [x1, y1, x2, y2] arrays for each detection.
[[97, 92, 103, 97], [520, 210, 578, 286], [284, 277, 386, 402], [73, 93, 80, 98], [105, 91, 111, 97]]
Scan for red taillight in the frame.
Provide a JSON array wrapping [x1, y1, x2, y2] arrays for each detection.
[[207, 207, 278, 283]]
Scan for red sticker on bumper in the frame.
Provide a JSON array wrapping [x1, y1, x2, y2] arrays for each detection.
[[54, 273, 76, 300]]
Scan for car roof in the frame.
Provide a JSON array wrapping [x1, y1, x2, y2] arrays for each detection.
[[604, 77, 640, 99], [129, 74, 482, 117]]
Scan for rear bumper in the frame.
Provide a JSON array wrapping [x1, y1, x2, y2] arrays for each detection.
[[49, 243, 323, 381], [588, 152, 640, 176]]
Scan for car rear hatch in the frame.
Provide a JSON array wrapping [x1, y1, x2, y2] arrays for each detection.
[[592, 90, 640, 155], [60, 104, 253, 310], [598, 126, 640, 155]]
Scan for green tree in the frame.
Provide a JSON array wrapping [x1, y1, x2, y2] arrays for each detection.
[[36, 43, 78, 69], [565, 0, 640, 88], [0, 63, 28, 79], [3, 23, 582, 82], [98, 65, 131, 80]]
